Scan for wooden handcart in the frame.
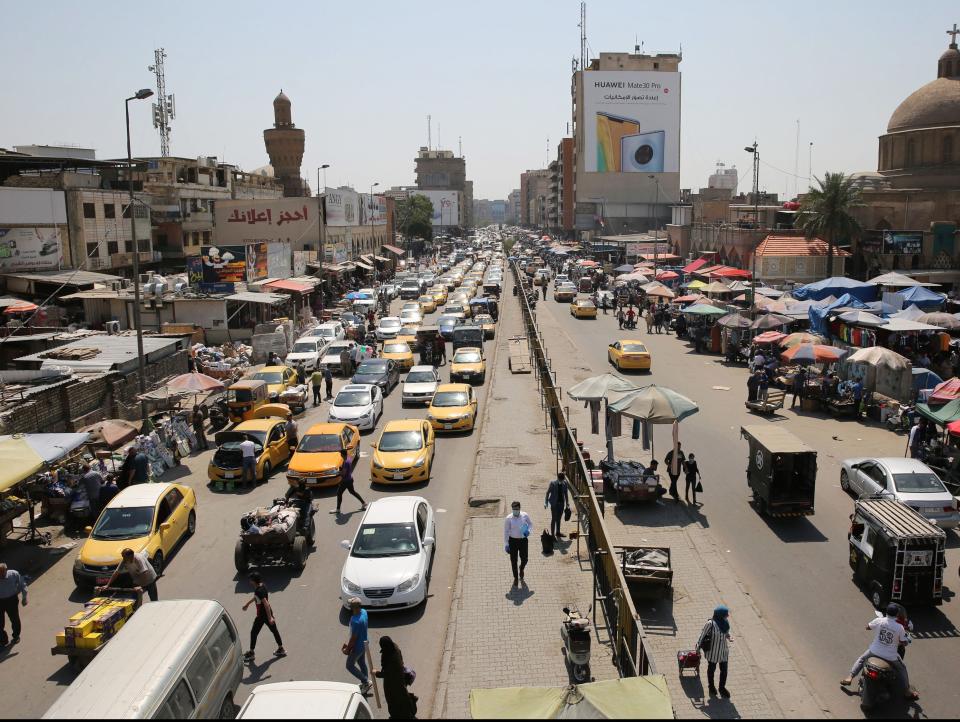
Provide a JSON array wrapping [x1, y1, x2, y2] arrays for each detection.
[[507, 335, 531, 373]]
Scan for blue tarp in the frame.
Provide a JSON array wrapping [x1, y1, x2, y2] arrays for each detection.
[[792, 276, 878, 302], [808, 293, 868, 334], [896, 285, 945, 309], [913, 368, 944, 393]]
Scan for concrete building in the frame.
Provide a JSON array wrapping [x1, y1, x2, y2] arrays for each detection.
[[519, 169, 550, 227], [506, 189, 521, 224], [414, 147, 472, 229], [264, 91, 309, 198], [708, 162, 739, 191], [547, 138, 575, 236], [572, 50, 682, 239]]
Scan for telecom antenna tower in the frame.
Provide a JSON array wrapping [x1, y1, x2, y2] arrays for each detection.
[[148, 48, 176, 157]]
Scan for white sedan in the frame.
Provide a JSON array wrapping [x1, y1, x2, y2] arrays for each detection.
[[840, 456, 960, 528], [399, 309, 423, 326], [327, 384, 383, 431], [402, 365, 441, 406], [340, 496, 436, 610], [285, 337, 326, 372], [376, 316, 403, 341]]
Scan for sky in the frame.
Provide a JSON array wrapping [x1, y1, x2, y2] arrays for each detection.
[[2, 1, 957, 201]]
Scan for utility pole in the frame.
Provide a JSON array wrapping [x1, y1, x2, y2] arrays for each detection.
[[148, 49, 175, 157], [648, 175, 660, 270], [744, 142, 760, 319]]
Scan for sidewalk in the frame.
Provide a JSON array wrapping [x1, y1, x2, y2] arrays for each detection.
[[431, 283, 618, 719], [533, 305, 827, 719]]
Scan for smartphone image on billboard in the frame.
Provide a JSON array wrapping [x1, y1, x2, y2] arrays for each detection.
[[621, 130, 665, 173], [596, 112, 640, 172]]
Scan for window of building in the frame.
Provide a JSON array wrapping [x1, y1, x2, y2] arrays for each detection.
[[125, 241, 133, 253], [107, 241, 119, 255], [103, 203, 116, 219], [156, 233, 168, 247], [83, 202, 96, 219], [86, 242, 100, 258], [202, 231, 211, 243], [139, 238, 150, 252], [944, 136, 954, 164]]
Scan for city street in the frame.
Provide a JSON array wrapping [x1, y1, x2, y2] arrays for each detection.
[[0, 296, 490, 718], [534, 290, 960, 718]]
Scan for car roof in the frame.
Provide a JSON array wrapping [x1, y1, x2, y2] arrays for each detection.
[[409, 365, 436, 373], [362, 495, 426, 524], [865, 458, 938, 474], [383, 341, 411, 349], [454, 346, 482, 354], [340, 384, 374, 393], [383, 418, 425, 432], [620, 340, 648, 346], [317, 321, 341, 329], [379, 316, 400, 323], [258, 365, 289, 373], [106, 482, 176, 508], [436, 383, 471, 393], [304, 422, 350, 435], [241, 682, 359, 719], [235, 419, 284, 431]]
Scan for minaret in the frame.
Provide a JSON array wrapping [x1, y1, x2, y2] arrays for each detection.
[[263, 90, 306, 197]]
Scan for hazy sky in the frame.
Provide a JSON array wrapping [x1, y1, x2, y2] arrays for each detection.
[[3, 1, 956, 200]]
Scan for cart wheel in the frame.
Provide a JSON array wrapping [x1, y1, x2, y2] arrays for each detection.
[[234, 541, 248, 573], [218, 695, 235, 719], [292, 537, 307, 569]]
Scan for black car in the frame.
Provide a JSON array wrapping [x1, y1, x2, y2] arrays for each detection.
[[351, 359, 400, 394], [437, 315, 460, 341]]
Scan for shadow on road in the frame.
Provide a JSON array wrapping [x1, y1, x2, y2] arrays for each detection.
[[505, 581, 534, 606], [755, 509, 830, 543], [338, 602, 428, 628]]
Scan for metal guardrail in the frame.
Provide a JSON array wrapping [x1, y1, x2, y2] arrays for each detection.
[[510, 260, 653, 677]]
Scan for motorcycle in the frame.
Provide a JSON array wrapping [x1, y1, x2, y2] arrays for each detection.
[[885, 404, 914, 433], [858, 656, 902, 711], [207, 398, 229, 432], [561, 605, 592, 683]]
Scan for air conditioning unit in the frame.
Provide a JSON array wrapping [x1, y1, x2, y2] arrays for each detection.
[[105, 320, 120, 335], [139, 271, 155, 284], [108, 280, 123, 292]]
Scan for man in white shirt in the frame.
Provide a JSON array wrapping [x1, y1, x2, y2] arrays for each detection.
[[101, 548, 159, 602], [503, 501, 532, 585], [841, 604, 917, 699], [752, 351, 765, 372], [240, 437, 258, 485]]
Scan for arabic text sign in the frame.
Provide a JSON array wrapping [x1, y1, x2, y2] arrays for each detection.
[[583, 70, 681, 174], [214, 198, 320, 246], [0, 227, 63, 270], [882, 231, 923, 255]]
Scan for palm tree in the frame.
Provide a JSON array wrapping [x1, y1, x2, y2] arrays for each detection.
[[794, 172, 864, 278]]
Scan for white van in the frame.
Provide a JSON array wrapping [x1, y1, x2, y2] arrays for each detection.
[[236, 682, 372, 719], [43, 600, 243, 719]]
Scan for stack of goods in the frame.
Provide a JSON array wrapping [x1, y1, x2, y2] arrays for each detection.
[[154, 413, 197, 456], [603, 460, 653, 490], [193, 342, 253, 381], [134, 433, 175, 480], [240, 503, 298, 537], [55, 596, 137, 650]]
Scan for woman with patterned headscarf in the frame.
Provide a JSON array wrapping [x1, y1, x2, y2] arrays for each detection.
[[696, 605, 733, 698]]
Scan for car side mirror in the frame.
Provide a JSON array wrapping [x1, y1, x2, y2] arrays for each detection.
[[340, 540, 351, 550], [423, 536, 435, 547], [608, 344, 615, 348], [84, 525, 93, 535]]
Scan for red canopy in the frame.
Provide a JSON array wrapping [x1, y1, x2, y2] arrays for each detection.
[[656, 270, 679, 280], [753, 331, 787, 344], [681, 257, 709, 274], [577, 259, 599, 267], [947, 419, 960, 438], [3, 301, 38, 314], [709, 267, 752, 279], [930, 377, 960, 403], [263, 279, 313, 293]]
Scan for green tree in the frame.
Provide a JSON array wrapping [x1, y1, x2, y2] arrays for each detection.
[[396, 196, 434, 242], [794, 172, 864, 278]]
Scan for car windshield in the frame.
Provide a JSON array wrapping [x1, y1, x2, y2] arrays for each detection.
[[380, 319, 401, 328], [92, 506, 154, 540], [407, 371, 437, 383], [297, 434, 342, 452], [378, 430, 423, 451], [292, 342, 317, 354], [253, 372, 282, 384], [335, 391, 370, 407], [623, 344, 648, 353], [327, 343, 351, 356], [317, 328, 336, 338], [447, 306, 464, 313], [432, 391, 468, 407], [455, 351, 481, 363], [351, 522, 419, 558], [893, 472, 947, 493], [383, 344, 409, 354], [357, 361, 388, 374], [221, 431, 267, 446], [230, 389, 254, 402], [399, 326, 418, 336]]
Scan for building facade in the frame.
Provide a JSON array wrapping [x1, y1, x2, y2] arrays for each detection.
[[414, 148, 472, 229], [519, 169, 550, 227]]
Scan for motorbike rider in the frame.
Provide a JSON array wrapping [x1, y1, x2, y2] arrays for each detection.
[[841, 603, 918, 700]]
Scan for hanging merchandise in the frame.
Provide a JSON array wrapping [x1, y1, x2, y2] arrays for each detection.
[[587, 400, 600, 435], [632, 419, 641, 440], [641, 420, 651, 451], [608, 410, 622, 437]]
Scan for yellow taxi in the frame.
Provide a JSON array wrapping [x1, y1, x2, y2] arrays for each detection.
[[608, 340, 652, 371], [381, 341, 415, 370], [460, 282, 478, 299], [450, 346, 486, 384], [286, 422, 360, 488], [252, 365, 300, 400], [429, 286, 448, 305], [570, 298, 598, 319], [417, 295, 438, 314], [427, 383, 479, 432], [370, 418, 436, 485], [397, 325, 419, 350], [73, 482, 197, 589], [207, 417, 292, 486], [474, 313, 496, 339]]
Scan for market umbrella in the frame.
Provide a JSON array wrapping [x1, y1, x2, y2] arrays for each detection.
[[616, 272, 649, 283], [716, 312, 752, 329], [750, 313, 793, 330], [847, 346, 910, 370], [167, 372, 226, 393], [684, 303, 727, 317], [3, 301, 38, 315], [79, 419, 141, 449], [753, 331, 787, 344], [655, 270, 679, 281], [780, 332, 828, 348], [780, 343, 848, 364], [613, 264, 635, 274], [673, 294, 706, 304], [0, 437, 46, 493], [684, 280, 707, 290], [578, 260, 599, 267], [917, 312, 960, 330], [704, 281, 733, 295], [645, 286, 675, 299], [838, 310, 886, 327], [608, 384, 699, 466], [930, 377, 960, 403], [568, 374, 641, 462], [345, 291, 369, 300]]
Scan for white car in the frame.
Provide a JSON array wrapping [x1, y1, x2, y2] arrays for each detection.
[[402, 365, 441, 406], [320, 340, 357, 375], [285, 337, 326, 372], [399, 309, 423, 326], [376, 316, 403, 341], [304, 322, 345, 344], [840, 457, 960, 529], [340, 496, 436, 610], [236, 681, 372, 719], [328, 384, 383, 431]]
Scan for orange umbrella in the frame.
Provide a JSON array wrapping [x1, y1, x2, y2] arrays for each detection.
[[780, 343, 847, 364], [3, 302, 38, 315]]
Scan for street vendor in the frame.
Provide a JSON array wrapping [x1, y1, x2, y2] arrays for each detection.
[[100, 548, 158, 602]]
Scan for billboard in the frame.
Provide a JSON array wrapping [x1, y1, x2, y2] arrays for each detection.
[[359, 193, 387, 226], [582, 71, 680, 174], [214, 198, 320, 247], [200, 245, 247, 285], [0, 188, 67, 224], [0, 227, 63, 270], [413, 191, 460, 227], [882, 231, 923, 255], [267, 240, 292, 278], [324, 189, 360, 227]]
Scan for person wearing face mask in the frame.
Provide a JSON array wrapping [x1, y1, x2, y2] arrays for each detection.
[[503, 501, 533, 585]]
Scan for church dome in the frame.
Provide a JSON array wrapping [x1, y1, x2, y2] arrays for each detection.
[[887, 40, 960, 133]]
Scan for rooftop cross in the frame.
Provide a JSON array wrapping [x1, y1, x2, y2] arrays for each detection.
[[948, 22, 960, 46]]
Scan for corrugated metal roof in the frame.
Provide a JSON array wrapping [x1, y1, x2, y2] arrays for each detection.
[[858, 499, 946, 540], [1, 269, 122, 285], [741, 425, 814, 454], [226, 292, 288, 305], [14, 334, 186, 373], [755, 235, 851, 258]]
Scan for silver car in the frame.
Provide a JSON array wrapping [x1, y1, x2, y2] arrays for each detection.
[[402, 365, 441, 406], [840, 457, 960, 528]]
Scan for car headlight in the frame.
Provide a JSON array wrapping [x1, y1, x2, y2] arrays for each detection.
[[287, 470, 302, 478], [426, 413, 435, 421], [396, 574, 421, 593], [372, 461, 384, 470], [343, 577, 361, 594], [413, 457, 426, 468], [74, 557, 83, 571]]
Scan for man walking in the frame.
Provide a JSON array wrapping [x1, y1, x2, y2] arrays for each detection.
[[295, 361, 307, 386], [665, 443, 686, 502], [334, 449, 366, 515], [684, 453, 702, 505], [192, 404, 208, 451], [617, 308, 625, 330], [791, 366, 807, 409], [285, 412, 299, 450], [503, 501, 532, 585], [435, 334, 446, 366], [101, 547, 159, 602], [80, 461, 103, 518], [0, 563, 27, 647], [311, 368, 324, 406], [242, 572, 286, 660], [343, 597, 372, 694], [323, 365, 334, 400], [340, 346, 353, 378], [132, 448, 150, 485], [544, 471, 570, 539], [240, 435, 257, 485]]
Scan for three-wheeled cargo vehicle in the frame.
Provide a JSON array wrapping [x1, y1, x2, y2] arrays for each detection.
[[740, 425, 817, 517], [452, 323, 485, 353], [226, 379, 269, 424], [848, 498, 946, 609], [235, 497, 315, 573], [415, 325, 441, 366]]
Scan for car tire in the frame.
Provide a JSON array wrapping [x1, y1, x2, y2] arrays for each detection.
[[186, 510, 197, 537], [870, 584, 886, 611], [292, 537, 307, 569], [261, 461, 272, 484], [218, 695, 235, 720], [151, 550, 164, 575], [840, 469, 851, 493], [234, 540, 247, 573]]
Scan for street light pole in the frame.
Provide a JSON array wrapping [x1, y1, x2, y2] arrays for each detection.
[[744, 142, 760, 319], [648, 175, 660, 271], [125, 88, 154, 421], [316, 164, 330, 314]]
